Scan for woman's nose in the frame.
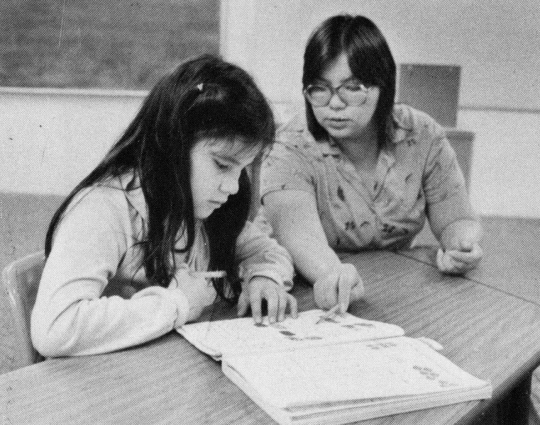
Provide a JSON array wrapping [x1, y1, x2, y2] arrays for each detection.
[[328, 90, 347, 109]]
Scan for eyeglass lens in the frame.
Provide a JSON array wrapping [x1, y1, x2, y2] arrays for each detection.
[[305, 83, 368, 106]]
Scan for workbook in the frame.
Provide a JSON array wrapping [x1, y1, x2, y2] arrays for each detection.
[[177, 310, 492, 425]]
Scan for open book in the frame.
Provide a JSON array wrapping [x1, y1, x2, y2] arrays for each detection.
[[177, 309, 492, 425]]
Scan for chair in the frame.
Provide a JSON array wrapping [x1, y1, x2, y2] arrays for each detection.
[[2, 251, 46, 369]]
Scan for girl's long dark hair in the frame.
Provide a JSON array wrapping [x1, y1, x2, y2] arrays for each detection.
[[303, 14, 396, 150], [45, 54, 275, 302]]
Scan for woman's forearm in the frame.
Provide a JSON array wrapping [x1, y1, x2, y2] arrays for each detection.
[[262, 191, 342, 285], [439, 219, 483, 251], [275, 227, 342, 284]]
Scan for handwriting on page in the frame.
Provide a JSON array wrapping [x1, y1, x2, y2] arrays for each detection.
[[316, 342, 462, 392], [187, 310, 404, 356], [362, 341, 461, 389], [256, 323, 322, 341], [237, 337, 469, 408]]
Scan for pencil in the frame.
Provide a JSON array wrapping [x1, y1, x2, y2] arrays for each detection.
[[190, 271, 227, 279], [316, 304, 341, 324]]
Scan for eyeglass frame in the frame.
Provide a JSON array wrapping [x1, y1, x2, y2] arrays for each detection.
[[303, 81, 371, 107]]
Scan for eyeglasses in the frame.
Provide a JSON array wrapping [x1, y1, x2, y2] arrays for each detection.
[[303, 81, 370, 107]]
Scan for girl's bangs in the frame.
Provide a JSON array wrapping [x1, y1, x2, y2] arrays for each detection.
[[196, 133, 265, 161]]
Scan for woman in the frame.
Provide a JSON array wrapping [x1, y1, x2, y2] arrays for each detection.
[[31, 54, 297, 357], [259, 14, 483, 313]]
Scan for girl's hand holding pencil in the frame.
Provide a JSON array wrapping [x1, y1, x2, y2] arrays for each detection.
[[189, 271, 227, 279], [170, 269, 219, 322]]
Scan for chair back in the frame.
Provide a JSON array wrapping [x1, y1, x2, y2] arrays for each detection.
[[2, 251, 46, 368]]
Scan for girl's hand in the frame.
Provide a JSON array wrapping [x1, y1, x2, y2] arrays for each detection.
[[436, 241, 483, 275], [237, 277, 298, 324], [170, 269, 215, 322], [313, 263, 365, 313]]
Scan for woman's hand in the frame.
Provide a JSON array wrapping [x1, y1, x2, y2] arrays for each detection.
[[237, 277, 298, 324], [437, 219, 483, 275], [313, 263, 365, 313], [436, 240, 483, 275]]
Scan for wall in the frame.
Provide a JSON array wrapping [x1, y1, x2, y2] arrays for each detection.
[[459, 109, 540, 217], [220, 0, 540, 218], [1, 89, 538, 218], [1, 0, 539, 218], [0, 88, 144, 195], [221, 0, 540, 112]]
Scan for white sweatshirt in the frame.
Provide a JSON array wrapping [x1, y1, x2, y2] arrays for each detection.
[[31, 174, 294, 357]]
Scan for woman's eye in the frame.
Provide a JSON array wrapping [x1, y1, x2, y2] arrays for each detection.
[[344, 83, 363, 92], [310, 85, 328, 94]]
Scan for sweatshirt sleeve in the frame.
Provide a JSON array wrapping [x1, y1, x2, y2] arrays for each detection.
[[235, 220, 295, 290], [30, 188, 190, 357]]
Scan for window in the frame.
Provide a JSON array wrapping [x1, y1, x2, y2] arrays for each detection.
[[0, 0, 219, 89]]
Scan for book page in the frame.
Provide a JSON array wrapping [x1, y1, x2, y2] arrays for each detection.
[[177, 309, 404, 359], [223, 336, 491, 409]]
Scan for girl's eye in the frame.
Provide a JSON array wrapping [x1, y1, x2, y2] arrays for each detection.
[[214, 159, 231, 171]]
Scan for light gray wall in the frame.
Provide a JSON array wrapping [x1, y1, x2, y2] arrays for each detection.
[[1, 1, 539, 218], [2, 89, 538, 217], [0, 88, 143, 195], [221, 0, 540, 111], [220, 0, 540, 218]]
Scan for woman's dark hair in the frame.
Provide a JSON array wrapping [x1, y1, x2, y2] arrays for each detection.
[[303, 14, 396, 149], [45, 54, 275, 302]]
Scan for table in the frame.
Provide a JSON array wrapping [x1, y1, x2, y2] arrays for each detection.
[[399, 216, 540, 305], [1, 250, 540, 425], [401, 216, 540, 423]]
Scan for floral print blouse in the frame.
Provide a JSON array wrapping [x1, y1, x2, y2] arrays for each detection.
[[259, 104, 475, 250]]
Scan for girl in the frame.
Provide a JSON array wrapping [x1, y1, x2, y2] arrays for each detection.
[[258, 15, 483, 313], [31, 54, 297, 357]]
